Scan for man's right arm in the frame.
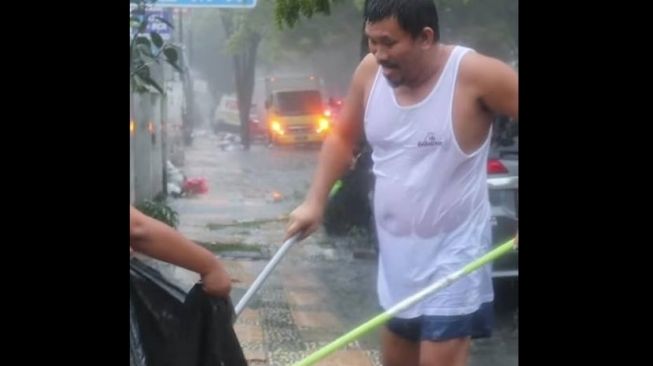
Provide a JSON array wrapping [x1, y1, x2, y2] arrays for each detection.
[[286, 55, 377, 240]]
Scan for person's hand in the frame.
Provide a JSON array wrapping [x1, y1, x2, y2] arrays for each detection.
[[286, 200, 324, 241], [513, 232, 518, 249], [201, 264, 232, 298]]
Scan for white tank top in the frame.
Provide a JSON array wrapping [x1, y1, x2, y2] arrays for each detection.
[[364, 46, 494, 318]]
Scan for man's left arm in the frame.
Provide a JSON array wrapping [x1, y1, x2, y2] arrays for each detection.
[[476, 56, 518, 121], [474, 55, 519, 248]]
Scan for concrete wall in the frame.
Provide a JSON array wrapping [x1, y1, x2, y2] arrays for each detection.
[[130, 92, 164, 203]]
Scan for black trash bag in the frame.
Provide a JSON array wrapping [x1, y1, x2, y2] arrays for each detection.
[[130, 258, 248, 366], [323, 140, 376, 237]]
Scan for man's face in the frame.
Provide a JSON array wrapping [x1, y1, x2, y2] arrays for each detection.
[[366, 17, 423, 88]]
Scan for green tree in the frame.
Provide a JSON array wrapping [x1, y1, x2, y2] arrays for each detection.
[[187, 1, 276, 149], [192, 1, 362, 148], [219, 4, 270, 150]]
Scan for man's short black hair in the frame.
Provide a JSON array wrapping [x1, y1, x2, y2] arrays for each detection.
[[364, 0, 440, 42]]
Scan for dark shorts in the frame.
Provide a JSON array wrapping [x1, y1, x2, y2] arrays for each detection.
[[387, 302, 494, 342]]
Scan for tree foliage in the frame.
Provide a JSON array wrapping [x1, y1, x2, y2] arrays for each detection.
[[130, 0, 183, 94]]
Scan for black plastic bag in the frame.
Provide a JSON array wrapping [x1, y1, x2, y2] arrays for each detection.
[[130, 258, 248, 366], [323, 142, 375, 236]]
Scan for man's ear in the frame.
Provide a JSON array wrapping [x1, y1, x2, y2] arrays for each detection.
[[419, 27, 436, 48]]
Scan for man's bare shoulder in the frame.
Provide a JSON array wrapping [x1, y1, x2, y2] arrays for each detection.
[[459, 50, 518, 117], [459, 51, 517, 87]]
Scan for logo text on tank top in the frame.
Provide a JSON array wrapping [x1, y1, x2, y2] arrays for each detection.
[[417, 132, 443, 147]]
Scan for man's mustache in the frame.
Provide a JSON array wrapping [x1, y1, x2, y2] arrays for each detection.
[[379, 61, 399, 69]]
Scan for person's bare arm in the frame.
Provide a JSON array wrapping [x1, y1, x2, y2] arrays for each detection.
[[467, 54, 518, 120], [286, 55, 378, 240], [130, 206, 232, 298], [469, 54, 519, 247]]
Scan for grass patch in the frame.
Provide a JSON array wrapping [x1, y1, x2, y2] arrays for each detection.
[[206, 217, 287, 230], [197, 240, 263, 254]]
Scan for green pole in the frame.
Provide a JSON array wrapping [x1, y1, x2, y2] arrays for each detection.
[[292, 238, 517, 366]]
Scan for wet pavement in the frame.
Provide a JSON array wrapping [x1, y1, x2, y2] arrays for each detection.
[[157, 130, 517, 366]]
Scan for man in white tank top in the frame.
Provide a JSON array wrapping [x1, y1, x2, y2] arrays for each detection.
[[286, 1, 518, 365]]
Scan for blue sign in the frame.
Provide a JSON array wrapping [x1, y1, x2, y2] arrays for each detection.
[[148, 8, 173, 39], [155, 0, 257, 8], [131, 7, 174, 41]]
